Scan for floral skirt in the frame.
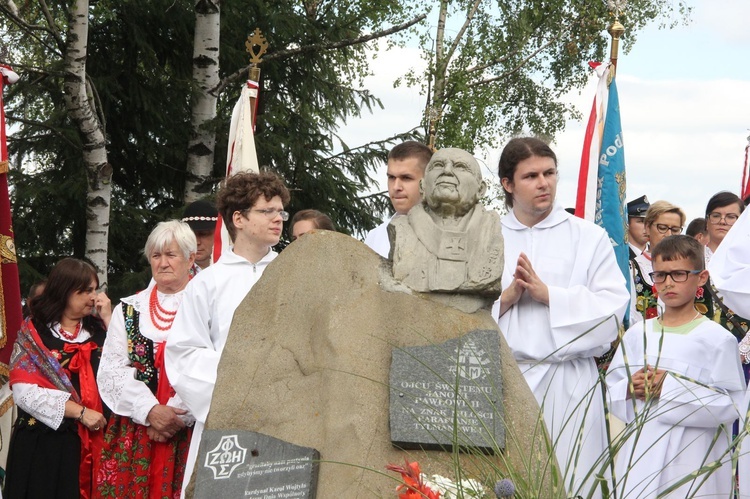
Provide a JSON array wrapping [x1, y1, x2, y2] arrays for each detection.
[[95, 414, 191, 499]]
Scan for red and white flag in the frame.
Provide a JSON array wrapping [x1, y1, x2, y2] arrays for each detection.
[[212, 80, 261, 262], [741, 135, 750, 203], [575, 61, 610, 220]]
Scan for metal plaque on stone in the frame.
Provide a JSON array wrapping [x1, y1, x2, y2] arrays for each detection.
[[389, 329, 504, 454], [195, 429, 319, 498]]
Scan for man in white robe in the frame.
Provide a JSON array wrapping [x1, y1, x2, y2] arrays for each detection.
[[495, 137, 629, 498], [165, 172, 290, 497], [364, 141, 432, 257], [709, 208, 750, 499]]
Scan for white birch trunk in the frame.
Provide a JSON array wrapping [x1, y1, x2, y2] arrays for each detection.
[[184, 0, 221, 203], [62, 0, 112, 289]]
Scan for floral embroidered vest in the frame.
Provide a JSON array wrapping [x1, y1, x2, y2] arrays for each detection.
[[123, 305, 158, 394]]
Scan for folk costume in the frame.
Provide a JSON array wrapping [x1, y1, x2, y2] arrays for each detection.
[[607, 317, 744, 498], [95, 282, 193, 499], [6, 317, 107, 499], [364, 215, 396, 258], [629, 251, 657, 325], [496, 203, 629, 498], [165, 249, 277, 496]]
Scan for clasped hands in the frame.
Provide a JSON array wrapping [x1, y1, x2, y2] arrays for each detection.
[[500, 252, 549, 315], [146, 404, 188, 443], [627, 365, 667, 401]]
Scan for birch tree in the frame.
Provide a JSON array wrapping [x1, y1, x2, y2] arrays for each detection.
[[185, 0, 220, 202], [63, 0, 111, 287]]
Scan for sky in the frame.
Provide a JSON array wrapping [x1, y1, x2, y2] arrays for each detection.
[[340, 1, 750, 225]]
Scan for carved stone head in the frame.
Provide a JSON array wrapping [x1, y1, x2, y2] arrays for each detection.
[[420, 148, 487, 216]]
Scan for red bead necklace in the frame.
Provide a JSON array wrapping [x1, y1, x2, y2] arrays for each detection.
[[149, 286, 177, 331], [58, 321, 82, 341]]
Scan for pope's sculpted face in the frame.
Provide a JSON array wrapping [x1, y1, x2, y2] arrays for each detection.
[[422, 148, 485, 214]]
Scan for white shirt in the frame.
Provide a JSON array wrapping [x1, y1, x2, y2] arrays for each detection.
[[363, 216, 396, 258]]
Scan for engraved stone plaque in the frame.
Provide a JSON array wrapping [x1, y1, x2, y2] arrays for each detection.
[[195, 429, 319, 498], [389, 329, 504, 453]]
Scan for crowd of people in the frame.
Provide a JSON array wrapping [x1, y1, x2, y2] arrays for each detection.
[[3, 137, 750, 498]]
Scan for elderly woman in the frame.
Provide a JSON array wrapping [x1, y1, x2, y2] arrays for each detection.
[[95, 220, 196, 499], [6, 258, 110, 499]]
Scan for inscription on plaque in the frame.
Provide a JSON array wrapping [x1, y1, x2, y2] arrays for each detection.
[[195, 429, 319, 498], [389, 329, 504, 453]]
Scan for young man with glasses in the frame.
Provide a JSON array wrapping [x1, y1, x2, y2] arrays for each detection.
[[165, 172, 290, 496], [630, 200, 686, 323], [607, 235, 744, 498]]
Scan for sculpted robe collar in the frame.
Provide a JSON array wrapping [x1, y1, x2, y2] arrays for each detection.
[[502, 202, 569, 231], [406, 203, 484, 262]]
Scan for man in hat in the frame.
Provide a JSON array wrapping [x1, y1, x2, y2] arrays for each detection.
[[627, 195, 650, 259], [182, 199, 219, 270]]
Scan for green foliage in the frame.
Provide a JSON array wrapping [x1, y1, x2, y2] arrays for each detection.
[[1, 0, 417, 301], [408, 0, 692, 150]]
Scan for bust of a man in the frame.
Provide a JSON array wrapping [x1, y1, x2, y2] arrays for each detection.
[[388, 148, 503, 310]]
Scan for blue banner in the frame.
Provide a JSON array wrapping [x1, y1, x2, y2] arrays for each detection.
[[596, 78, 630, 325]]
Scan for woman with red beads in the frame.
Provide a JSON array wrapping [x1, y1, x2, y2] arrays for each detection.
[[6, 258, 111, 498], [95, 220, 196, 499]]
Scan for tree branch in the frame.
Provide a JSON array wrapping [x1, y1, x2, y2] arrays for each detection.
[[444, 0, 482, 65], [0, 4, 64, 57], [212, 13, 427, 95], [464, 36, 558, 90], [5, 115, 82, 150], [38, 0, 66, 52]]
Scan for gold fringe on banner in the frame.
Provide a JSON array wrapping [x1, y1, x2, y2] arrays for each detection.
[[0, 161, 8, 174]]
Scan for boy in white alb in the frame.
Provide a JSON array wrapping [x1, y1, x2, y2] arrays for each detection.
[[165, 172, 290, 497], [607, 235, 745, 498]]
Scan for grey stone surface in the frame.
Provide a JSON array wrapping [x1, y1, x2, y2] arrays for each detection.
[[195, 429, 319, 499], [390, 329, 504, 453], [204, 231, 560, 497], [389, 148, 503, 313]]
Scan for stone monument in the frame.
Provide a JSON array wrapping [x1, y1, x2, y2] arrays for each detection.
[[197, 231, 560, 497], [389, 147, 503, 313]]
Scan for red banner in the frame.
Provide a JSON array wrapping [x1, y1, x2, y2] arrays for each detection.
[[0, 65, 24, 413]]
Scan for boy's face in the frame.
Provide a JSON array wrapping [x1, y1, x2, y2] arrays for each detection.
[[652, 256, 708, 309], [232, 195, 285, 248]]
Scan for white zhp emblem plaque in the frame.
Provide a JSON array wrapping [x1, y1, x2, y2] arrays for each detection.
[[204, 434, 247, 479]]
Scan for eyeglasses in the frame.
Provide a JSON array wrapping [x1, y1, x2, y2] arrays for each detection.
[[649, 270, 701, 283], [249, 209, 289, 221], [707, 212, 739, 225], [654, 224, 682, 235]]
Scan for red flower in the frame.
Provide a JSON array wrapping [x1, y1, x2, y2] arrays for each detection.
[[646, 307, 658, 319], [386, 460, 440, 499], [695, 287, 704, 299]]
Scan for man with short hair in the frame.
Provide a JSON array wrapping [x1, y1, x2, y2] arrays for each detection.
[[166, 171, 290, 496], [495, 137, 629, 498], [364, 141, 432, 257], [626, 195, 649, 258], [181, 199, 218, 270]]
